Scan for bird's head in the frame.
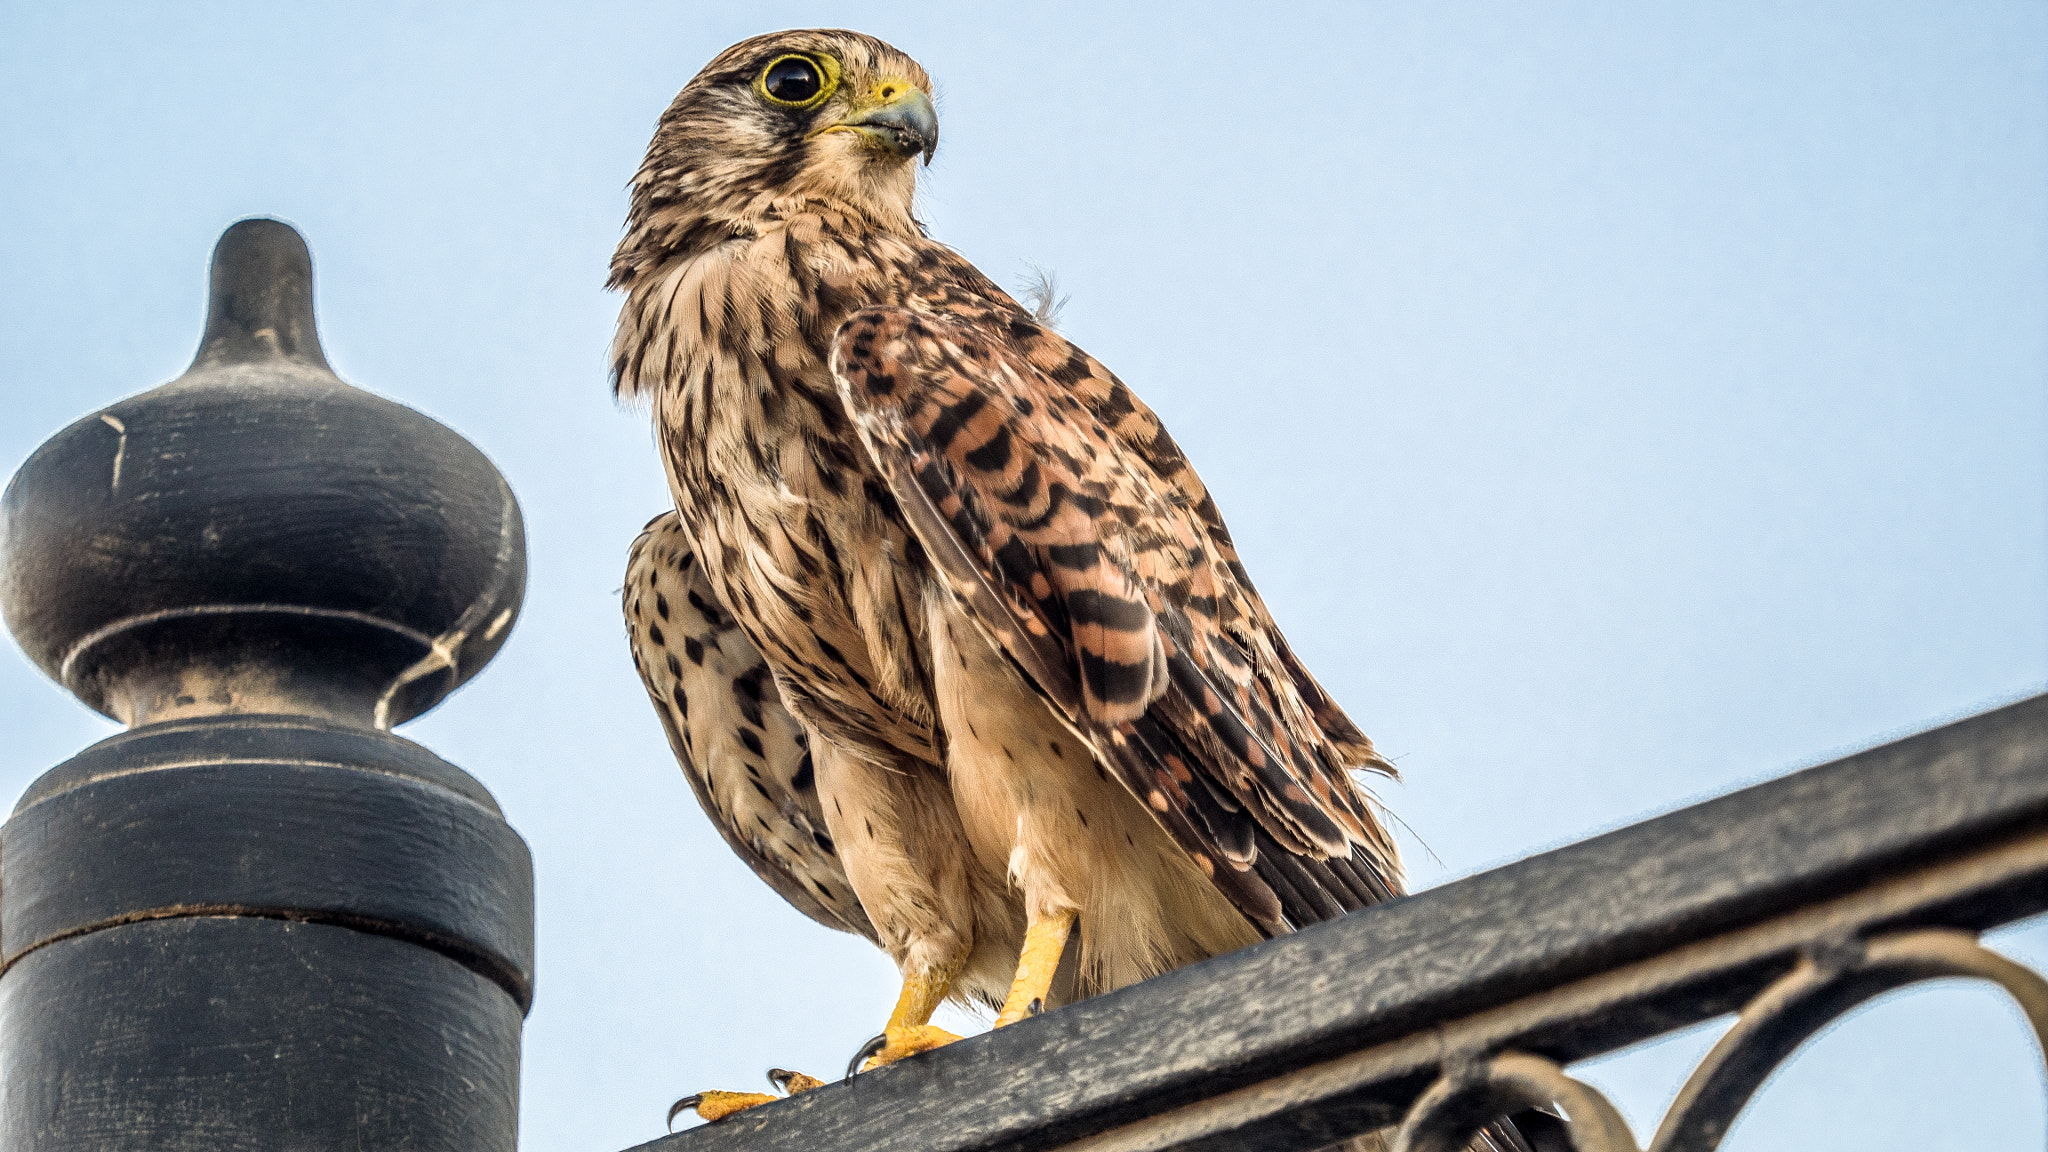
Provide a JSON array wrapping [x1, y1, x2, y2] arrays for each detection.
[[613, 30, 937, 281]]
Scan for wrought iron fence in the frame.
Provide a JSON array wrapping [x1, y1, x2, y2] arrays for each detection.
[[625, 691, 2048, 1152]]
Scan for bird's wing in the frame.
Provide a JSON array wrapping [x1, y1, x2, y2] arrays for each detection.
[[830, 307, 1400, 936], [626, 512, 878, 942], [996, 313, 1390, 782]]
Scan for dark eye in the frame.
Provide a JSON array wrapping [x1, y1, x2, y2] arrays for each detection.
[[761, 56, 823, 106]]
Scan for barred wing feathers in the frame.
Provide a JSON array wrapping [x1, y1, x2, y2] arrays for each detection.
[[996, 306, 1389, 787], [830, 306, 1400, 936], [625, 513, 878, 942]]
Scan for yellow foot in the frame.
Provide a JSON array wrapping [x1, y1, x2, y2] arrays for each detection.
[[668, 1069, 824, 1128], [850, 1024, 963, 1074]]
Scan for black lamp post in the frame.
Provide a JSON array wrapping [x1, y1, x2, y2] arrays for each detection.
[[0, 219, 534, 1150]]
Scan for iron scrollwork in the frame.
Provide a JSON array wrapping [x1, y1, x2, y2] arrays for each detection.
[[1391, 929, 2048, 1152]]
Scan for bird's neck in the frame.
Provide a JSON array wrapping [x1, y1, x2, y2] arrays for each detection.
[[612, 188, 919, 292], [610, 201, 918, 406]]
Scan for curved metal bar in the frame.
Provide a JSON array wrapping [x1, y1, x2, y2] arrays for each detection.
[[1649, 929, 2048, 1152], [1391, 1052, 1640, 1152], [1386, 931, 2048, 1152]]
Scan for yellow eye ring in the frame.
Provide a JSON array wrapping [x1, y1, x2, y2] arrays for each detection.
[[756, 53, 840, 110]]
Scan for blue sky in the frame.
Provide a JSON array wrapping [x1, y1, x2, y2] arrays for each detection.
[[3, 3, 2045, 1149]]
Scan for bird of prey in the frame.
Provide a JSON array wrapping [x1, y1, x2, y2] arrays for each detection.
[[612, 30, 1540, 1151]]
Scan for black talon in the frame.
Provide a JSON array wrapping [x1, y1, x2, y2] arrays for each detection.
[[847, 1032, 889, 1079], [766, 1068, 800, 1093], [667, 1095, 703, 1131]]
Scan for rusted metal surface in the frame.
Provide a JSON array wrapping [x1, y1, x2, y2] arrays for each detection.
[[630, 692, 2048, 1152]]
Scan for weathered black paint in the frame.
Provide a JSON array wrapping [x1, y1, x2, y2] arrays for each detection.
[[1, 218, 524, 730], [0, 219, 532, 1151], [4, 717, 535, 1010], [0, 919, 523, 1152]]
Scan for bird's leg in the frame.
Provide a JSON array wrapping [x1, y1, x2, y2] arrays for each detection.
[[667, 1068, 825, 1128], [854, 960, 964, 1071], [857, 908, 1076, 1071], [993, 907, 1077, 1027]]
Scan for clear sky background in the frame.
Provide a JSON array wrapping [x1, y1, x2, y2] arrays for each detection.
[[3, 3, 2045, 1150]]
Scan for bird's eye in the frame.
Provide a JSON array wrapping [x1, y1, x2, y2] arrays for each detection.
[[758, 54, 836, 109]]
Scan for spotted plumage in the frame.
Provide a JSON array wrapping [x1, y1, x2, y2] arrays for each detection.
[[625, 515, 872, 939], [613, 29, 1535, 1150]]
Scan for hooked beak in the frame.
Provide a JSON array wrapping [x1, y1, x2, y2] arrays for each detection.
[[828, 85, 939, 165]]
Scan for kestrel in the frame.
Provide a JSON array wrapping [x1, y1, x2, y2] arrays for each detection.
[[612, 30, 1537, 1151]]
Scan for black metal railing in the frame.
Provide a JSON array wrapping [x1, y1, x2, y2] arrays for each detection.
[[627, 692, 2048, 1152]]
